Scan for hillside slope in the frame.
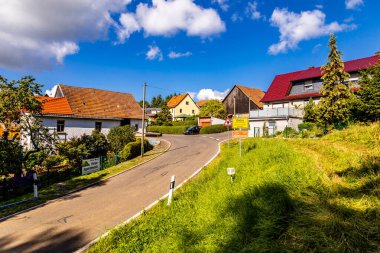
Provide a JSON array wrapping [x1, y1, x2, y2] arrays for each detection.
[[89, 123, 380, 252]]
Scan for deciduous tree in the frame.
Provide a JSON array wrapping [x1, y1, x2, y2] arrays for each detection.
[[200, 100, 227, 119]]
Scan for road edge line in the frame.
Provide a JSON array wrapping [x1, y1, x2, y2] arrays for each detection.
[[75, 138, 227, 253], [0, 138, 171, 223]]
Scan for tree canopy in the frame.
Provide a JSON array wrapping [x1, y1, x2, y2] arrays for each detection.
[[199, 100, 227, 119], [351, 61, 380, 122], [156, 105, 173, 126]]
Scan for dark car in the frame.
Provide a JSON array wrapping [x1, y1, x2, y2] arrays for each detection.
[[184, 126, 201, 135]]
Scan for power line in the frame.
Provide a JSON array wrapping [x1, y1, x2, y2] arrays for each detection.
[[146, 84, 188, 95]]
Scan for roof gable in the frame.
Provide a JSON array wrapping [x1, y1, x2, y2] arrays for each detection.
[[57, 84, 142, 119], [167, 94, 189, 108], [37, 96, 73, 115], [261, 55, 380, 103], [223, 85, 265, 108]]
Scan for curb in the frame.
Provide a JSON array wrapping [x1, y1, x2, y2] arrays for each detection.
[[75, 137, 228, 253], [0, 139, 172, 223]]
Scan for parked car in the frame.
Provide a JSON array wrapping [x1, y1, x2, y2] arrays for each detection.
[[184, 126, 201, 135]]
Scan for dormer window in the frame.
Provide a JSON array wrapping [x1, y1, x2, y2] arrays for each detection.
[[304, 83, 313, 91]]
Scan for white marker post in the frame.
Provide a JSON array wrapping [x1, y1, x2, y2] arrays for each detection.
[[227, 168, 236, 184], [33, 172, 38, 199], [167, 175, 175, 205]]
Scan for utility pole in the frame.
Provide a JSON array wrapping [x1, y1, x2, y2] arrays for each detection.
[[141, 82, 146, 157]]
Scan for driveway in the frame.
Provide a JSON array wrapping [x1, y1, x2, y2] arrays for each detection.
[[0, 133, 229, 253]]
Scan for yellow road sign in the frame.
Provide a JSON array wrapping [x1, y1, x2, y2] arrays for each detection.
[[232, 118, 249, 129]]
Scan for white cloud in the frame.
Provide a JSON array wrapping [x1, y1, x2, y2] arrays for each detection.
[[231, 13, 243, 22], [117, 13, 141, 43], [246, 2, 263, 20], [45, 85, 58, 97], [212, 0, 229, 11], [0, 0, 131, 69], [119, 0, 226, 39], [146, 45, 163, 61], [345, 0, 364, 9], [193, 88, 230, 100], [168, 51, 192, 58], [269, 8, 356, 55]]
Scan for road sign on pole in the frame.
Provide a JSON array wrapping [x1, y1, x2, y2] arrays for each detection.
[[224, 117, 232, 127], [232, 118, 249, 129]]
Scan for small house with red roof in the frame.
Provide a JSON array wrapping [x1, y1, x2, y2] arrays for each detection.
[[249, 54, 379, 137], [22, 84, 143, 149]]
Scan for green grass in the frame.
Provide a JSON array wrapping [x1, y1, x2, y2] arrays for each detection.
[[0, 140, 169, 219], [89, 124, 380, 252]]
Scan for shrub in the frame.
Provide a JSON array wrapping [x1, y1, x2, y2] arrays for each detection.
[[298, 122, 316, 132], [172, 120, 198, 126], [283, 126, 298, 138], [200, 124, 228, 134], [147, 126, 189, 134], [107, 125, 136, 151], [120, 138, 153, 160]]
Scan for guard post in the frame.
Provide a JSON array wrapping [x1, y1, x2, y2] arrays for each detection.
[[167, 175, 176, 205]]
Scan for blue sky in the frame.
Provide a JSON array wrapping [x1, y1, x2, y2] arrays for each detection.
[[0, 0, 379, 101]]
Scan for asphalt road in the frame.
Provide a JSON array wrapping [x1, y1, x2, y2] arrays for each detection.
[[0, 133, 229, 253]]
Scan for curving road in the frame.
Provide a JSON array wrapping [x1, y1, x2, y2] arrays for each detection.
[[0, 133, 229, 253]]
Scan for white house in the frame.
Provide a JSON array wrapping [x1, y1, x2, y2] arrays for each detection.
[[22, 84, 143, 149], [249, 54, 379, 137]]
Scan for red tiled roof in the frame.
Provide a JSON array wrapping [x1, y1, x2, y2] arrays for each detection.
[[261, 55, 379, 102], [58, 84, 142, 119], [197, 99, 213, 107], [167, 94, 188, 108], [37, 96, 73, 115]]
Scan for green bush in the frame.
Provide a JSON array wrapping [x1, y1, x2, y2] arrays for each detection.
[[147, 126, 189, 134], [120, 138, 153, 160], [200, 124, 227, 134], [172, 120, 198, 126], [283, 126, 298, 138], [298, 122, 316, 131], [107, 125, 136, 151]]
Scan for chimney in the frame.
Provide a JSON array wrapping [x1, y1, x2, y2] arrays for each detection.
[[308, 66, 315, 69]]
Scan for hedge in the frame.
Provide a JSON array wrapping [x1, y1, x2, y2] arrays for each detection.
[[200, 124, 228, 134], [120, 138, 153, 160], [171, 120, 198, 126], [147, 126, 190, 135]]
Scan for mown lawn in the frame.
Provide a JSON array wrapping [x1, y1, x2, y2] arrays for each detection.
[[89, 124, 380, 253]]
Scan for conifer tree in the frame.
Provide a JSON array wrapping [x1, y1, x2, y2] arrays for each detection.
[[303, 98, 317, 122], [317, 34, 353, 130]]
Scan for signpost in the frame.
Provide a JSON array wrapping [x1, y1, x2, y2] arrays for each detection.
[[232, 118, 249, 157], [82, 158, 101, 175]]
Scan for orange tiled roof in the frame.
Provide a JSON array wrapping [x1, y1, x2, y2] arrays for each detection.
[[58, 84, 142, 119], [37, 96, 73, 115], [236, 85, 265, 108], [167, 94, 188, 108], [197, 99, 213, 107]]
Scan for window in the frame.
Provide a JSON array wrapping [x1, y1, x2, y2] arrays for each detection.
[[134, 124, 139, 131], [180, 109, 183, 113], [186, 101, 189, 105], [304, 83, 314, 91], [95, 122, 102, 131], [57, 120, 65, 132], [192, 110, 195, 114]]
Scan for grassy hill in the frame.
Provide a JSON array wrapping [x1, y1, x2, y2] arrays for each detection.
[[89, 123, 380, 252]]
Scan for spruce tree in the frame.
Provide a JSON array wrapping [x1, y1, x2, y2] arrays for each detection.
[[317, 34, 353, 130], [156, 105, 173, 126]]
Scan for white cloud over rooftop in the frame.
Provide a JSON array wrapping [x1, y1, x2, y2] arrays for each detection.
[[269, 8, 356, 55]]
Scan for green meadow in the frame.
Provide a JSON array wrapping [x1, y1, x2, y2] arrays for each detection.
[[89, 123, 380, 252]]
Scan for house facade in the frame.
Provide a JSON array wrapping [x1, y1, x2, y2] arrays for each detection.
[[167, 93, 200, 120], [22, 85, 143, 149], [222, 85, 265, 117], [249, 54, 379, 137]]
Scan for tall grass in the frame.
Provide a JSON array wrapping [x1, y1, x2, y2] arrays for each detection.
[[89, 125, 380, 252]]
